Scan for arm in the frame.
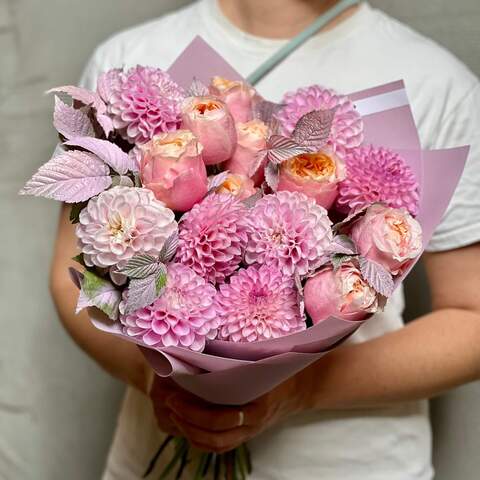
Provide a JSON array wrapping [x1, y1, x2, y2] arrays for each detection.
[[166, 243, 480, 453], [50, 204, 151, 393], [300, 243, 480, 410]]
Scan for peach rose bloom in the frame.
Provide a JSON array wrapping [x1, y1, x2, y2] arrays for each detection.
[[210, 76, 256, 123], [350, 204, 423, 274], [181, 96, 236, 165], [224, 119, 269, 186], [304, 262, 378, 324], [139, 130, 207, 212], [277, 149, 346, 209], [215, 173, 257, 200]]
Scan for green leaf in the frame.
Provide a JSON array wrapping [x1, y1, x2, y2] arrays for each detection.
[[80, 269, 121, 320], [331, 253, 356, 272], [69, 201, 88, 224], [155, 264, 168, 296], [72, 253, 85, 266]]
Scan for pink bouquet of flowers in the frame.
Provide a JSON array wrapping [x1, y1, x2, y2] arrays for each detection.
[[21, 38, 469, 479]]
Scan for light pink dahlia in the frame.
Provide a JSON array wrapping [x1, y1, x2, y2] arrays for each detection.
[[216, 264, 305, 342], [337, 145, 420, 216], [120, 263, 218, 351], [176, 194, 250, 284], [276, 85, 364, 157], [97, 66, 185, 144], [245, 191, 333, 276], [76, 186, 177, 268]]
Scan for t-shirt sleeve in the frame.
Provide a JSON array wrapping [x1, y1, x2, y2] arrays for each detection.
[[425, 82, 480, 252]]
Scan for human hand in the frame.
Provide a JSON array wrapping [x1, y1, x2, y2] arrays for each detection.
[[149, 375, 189, 436], [163, 374, 307, 453]]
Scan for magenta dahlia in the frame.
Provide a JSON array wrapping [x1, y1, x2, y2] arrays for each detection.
[[120, 263, 218, 351], [336, 145, 420, 216], [216, 264, 305, 342], [176, 194, 250, 284], [76, 186, 177, 268], [276, 85, 364, 157], [245, 191, 333, 276], [97, 66, 185, 144]]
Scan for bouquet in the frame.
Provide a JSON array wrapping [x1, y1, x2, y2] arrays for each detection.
[[21, 37, 469, 479]]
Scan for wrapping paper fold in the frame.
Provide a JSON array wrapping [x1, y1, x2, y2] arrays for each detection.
[[90, 37, 469, 405]]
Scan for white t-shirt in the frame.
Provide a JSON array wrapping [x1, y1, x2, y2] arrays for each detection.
[[78, 2, 480, 479]]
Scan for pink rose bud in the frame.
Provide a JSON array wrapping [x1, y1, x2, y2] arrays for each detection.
[[277, 150, 346, 209], [181, 96, 237, 165], [304, 263, 378, 324], [210, 76, 257, 123], [350, 204, 423, 275], [139, 130, 207, 212], [215, 173, 257, 200], [224, 120, 269, 186]]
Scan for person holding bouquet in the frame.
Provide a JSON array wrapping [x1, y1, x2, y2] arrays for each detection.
[[49, 1, 480, 479]]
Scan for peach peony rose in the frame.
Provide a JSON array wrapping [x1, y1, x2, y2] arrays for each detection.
[[215, 173, 257, 200], [277, 150, 346, 209], [209, 76, 256, 123], [304, 263, 378, 324], [181, 96, 236, 165], [224, 120, 269, 186], [350, 204, 422, 274], [139, 130, 207, 212]]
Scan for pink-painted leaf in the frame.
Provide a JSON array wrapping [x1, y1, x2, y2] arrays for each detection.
[[124, 263, 167, 314], [294, 272, 306, 320], [111, 175, 134, 187], [53, 97, 95, 140], [253, 100, 284, 127], [332, 204, 371, 233], [48, 85, 112, 136], [65, 137, 136, 174], [187, 77, 209, 97], [96, 114, 114, 137], [68, 267, 84, 289], [248, 150, 267, 178], [263, 135, 311, 165], [329, 234, 357, 255], [207, 171, 230, 194], [47, 85, 106, 114], [264, 162, 280, 191], [19, 150, 111, 202], [359, 257, 394, 297], [79, 269, 121, 320], [292, 109, 335, 149], [159, 232, 179, 263], [117, 254, 159, 279], [242, 188, 263, 208]]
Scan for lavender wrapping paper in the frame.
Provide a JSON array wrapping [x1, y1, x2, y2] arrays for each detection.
[[90, 37, 469, 405]]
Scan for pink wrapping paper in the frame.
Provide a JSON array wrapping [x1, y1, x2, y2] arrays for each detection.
[[90, 37, 469, 405]]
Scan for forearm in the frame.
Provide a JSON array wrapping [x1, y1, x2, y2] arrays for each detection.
[[50, 204, 151, 393], [300, 308, 480, 411], [50, 281, 151, 393]]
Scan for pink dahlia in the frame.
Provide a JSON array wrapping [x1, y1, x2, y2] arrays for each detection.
[[245, 191, 333, 276], [120, 263, 218, 351], [76, 186, 177, 268], [97, 66, 185, 144], [176, 194, 250, 284], [337, 145, 420, 216], [276, 85, 364, 157], [216, 264, 305, 342]]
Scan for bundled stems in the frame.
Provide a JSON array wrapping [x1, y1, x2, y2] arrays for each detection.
[[143, 437, 251, 480]]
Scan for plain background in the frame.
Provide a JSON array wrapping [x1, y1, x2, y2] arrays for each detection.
[[1, 0, 479, 479]]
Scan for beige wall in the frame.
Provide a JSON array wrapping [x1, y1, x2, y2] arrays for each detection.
[[1, 1, 479, 479]]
